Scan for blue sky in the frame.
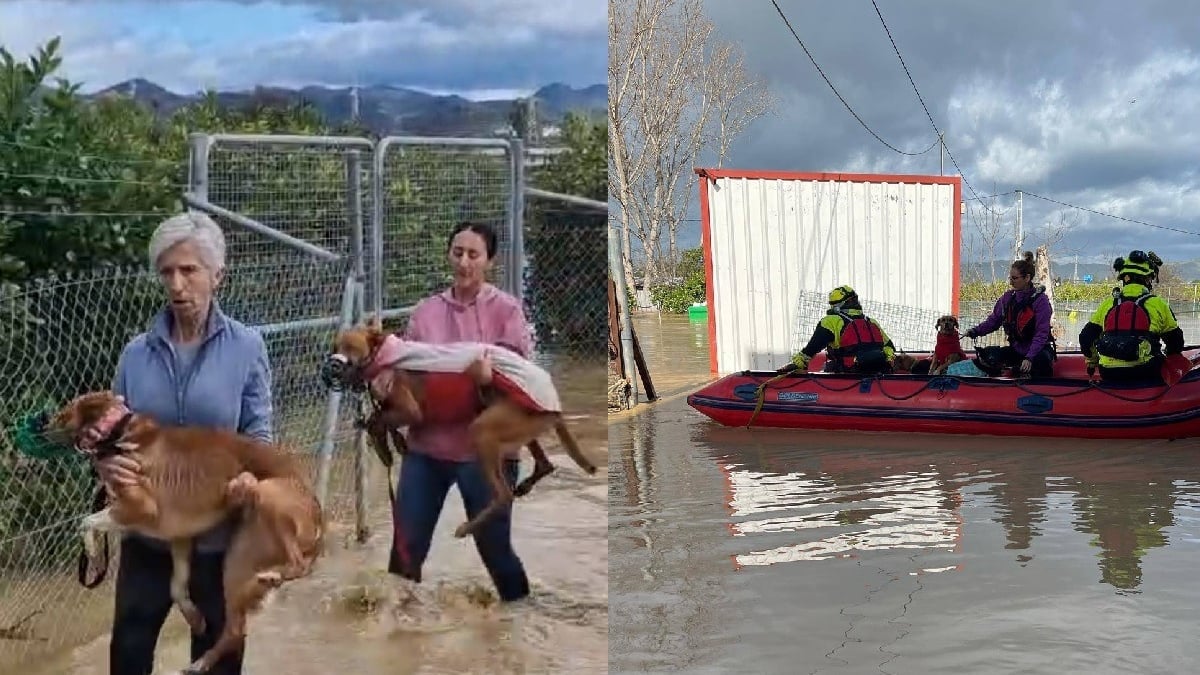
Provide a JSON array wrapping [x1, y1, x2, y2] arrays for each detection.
[[0, 0, 606, 99]]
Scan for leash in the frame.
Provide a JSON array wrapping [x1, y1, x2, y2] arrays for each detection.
[[746, 369, 795, 429], [354, 393, 397, 509]]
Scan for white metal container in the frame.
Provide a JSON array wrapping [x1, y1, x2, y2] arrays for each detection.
[[697, 168, 962, 375]]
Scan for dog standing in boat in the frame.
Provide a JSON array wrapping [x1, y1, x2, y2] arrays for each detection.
[[322, 320, 598, 538], [41, 390, 324, 675]]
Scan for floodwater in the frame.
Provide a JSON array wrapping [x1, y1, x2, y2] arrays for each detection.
[[610, 312, 1200, 674], [5, 359, 608, 675]]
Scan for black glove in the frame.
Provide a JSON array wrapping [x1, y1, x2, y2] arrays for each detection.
[[775, 362, 798, 375], [965, 328, 978, 339], [1086, 364, 1096, 377]]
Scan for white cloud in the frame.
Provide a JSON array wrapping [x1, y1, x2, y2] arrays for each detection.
[[0, 0, 605, 96]]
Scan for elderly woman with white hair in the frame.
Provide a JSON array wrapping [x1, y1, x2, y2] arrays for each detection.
[[93, 212, 272, 675]]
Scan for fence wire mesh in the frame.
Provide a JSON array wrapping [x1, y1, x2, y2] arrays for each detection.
[[791, 290, 1085, 368], [203, 138, 371, 524], [376, 141, 513, 317], [523, 200, 607, 361], [0, 251, 349, 666], [0, 134, 605, 671]]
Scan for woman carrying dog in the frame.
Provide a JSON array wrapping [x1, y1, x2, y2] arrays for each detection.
[[963, 251, 1056, 377], [91, 212, 272, 675], [387, 220, 534, 603]]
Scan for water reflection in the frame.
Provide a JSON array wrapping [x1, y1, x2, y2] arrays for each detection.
[[697, 429, 1198, 593], [721, 460, 962, 569], [610, 315, 1200, 672]]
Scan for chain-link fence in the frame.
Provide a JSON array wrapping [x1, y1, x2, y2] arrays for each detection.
[[0, 132, 606, 670]]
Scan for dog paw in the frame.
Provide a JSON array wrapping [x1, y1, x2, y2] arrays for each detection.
[[453, 523, 471, 539]]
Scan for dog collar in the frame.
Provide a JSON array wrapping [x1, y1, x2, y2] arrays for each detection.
[[78, 401, 133, 455]]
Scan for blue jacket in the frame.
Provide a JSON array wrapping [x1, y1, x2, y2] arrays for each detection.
[[112, 301, 273, 553]]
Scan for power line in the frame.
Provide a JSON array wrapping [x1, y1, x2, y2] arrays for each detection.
[[0, 171, 184, 188], [768, 0, 940, 157], [1022, 191, 1200, 238], [964, 190, 1017, 202], [869, 0, 985, 205], [0, 139, 177, 167], [0, 209, 173, 218]]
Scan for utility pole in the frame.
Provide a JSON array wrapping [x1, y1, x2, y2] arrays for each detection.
[[525, 95, 538, 146], [1014, 190, 1024, 259], [938, 132, 944, 175]]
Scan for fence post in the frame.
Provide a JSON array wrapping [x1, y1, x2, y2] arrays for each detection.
[[609, 223, 639, 407], [371, 139, 387, 320], [508, 137, 526, 303], [187, 133, 210, 203], [346, 149, 372, 542]]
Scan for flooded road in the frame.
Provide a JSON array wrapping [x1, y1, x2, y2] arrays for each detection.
[[6, 359, 608, 675], [610, 313, 1200, 674]]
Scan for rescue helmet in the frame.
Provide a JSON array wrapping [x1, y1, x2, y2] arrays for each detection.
[[828, 285, 857, 305], [1114, 250, 1153, 278]]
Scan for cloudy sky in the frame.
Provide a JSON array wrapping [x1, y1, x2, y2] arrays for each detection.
[[688, 0, 1200, 264], [0, 0, 606, 100]]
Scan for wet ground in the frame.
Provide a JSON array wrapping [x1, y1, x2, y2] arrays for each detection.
[[610, 312, 1200, 674], [6, 359, 608, 675]]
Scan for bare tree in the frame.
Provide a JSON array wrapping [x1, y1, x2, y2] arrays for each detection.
[[970, 195, 1007, 284], [1029, 210, 1081, 256], [609, 0, 772, 293]]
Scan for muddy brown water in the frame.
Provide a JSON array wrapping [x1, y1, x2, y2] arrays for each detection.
[[2, 358, 607, 675], [610, 312, 1200, 674]]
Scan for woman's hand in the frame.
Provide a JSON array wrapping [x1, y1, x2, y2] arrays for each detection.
[[96, 455, 141, 487]]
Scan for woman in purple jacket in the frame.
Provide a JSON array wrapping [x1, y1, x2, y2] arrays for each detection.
[[963, 251, 1057, 377]]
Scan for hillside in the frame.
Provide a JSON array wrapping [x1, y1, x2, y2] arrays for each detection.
[[85, 79, 607, 138]]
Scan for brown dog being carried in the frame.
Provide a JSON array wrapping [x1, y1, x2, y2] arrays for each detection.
[[323, 318, 598, 539], [41, 391, 324, 675]]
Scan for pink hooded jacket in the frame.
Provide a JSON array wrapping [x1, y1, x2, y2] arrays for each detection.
[[402, 282, 533, 462]]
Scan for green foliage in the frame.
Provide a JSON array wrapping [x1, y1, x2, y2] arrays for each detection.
[[650, 247, 706, 313], [0, 37, 609, 577], [0, 37, 358, 575], [523, 112, 608, 354]]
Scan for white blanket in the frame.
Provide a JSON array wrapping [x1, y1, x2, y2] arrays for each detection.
[[371, 334, 562, 413]]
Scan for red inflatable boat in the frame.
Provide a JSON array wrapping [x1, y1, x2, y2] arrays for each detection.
[[687, 348, 1200, 440]]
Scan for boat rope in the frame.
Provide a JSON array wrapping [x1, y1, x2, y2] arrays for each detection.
[[746, 370, 793, 429], [743, 353, 1200, 426]]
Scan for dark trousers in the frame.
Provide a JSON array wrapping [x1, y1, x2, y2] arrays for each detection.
[[996, 345, 1056, 377], [1100, 355, 1165, 385], [387, 451, 530, 602], [110, 536, 241, 675]]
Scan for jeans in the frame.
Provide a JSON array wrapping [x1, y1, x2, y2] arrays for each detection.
[[387, 451, 530, 602], [109, 535, 242, 675]]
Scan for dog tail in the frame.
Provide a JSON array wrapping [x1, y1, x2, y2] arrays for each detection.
[[552, 417, 596, 475]]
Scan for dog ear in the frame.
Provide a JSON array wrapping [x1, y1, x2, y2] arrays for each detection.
[[366, 314, 383, 331]]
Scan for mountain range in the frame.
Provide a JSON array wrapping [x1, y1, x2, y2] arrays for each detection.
[[87, 79, 607, 138]]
